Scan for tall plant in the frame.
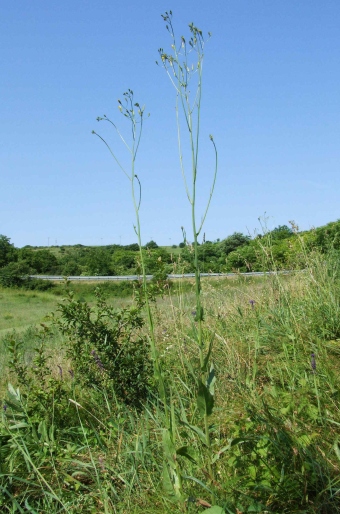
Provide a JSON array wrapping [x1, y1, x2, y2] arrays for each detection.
[[92, 91, 165, 399], [157, 11, 218, 449], [93, 91, 182, 500]]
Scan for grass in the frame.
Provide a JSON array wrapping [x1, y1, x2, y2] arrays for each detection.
[[0, 288, 59, 334], [0, 282, 139, 334], [1, 254, 340, 512]]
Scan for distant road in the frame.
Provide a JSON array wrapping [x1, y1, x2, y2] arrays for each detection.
[[31, 271, 292, 282]]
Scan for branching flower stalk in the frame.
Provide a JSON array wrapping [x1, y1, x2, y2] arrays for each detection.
[[92, 91, 165, 400], [158, 11, 218, 451]]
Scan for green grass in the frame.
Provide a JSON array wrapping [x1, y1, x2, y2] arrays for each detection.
[[1, 255, 340, 512], [0, 282, 138, 335], [0, 287, 59, 334]]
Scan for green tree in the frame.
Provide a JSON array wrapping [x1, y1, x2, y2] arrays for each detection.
[[220, 232, 251, 256], [144, 240, 158, 249], [18, 248, 59, 273], [0, 235, 17, 268], [84, 248, 113, 275], [226, 243, 259, 272], [62, 260, 82, 276], [315, 220, 340, 251], [142, 247, 172, 274], [111, 250, 137, 274], [269, 225, 293, 241]]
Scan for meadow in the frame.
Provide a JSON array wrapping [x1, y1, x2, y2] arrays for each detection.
[[1, 251, 340, 513]]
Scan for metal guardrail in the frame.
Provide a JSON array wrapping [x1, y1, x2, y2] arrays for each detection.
[[30, 271, 292, 282]]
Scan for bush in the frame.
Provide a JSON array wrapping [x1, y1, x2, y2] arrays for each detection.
[[53, 289, 153, 407], [23, 278, 54, 291], [0, 262, 31, 287], [0, 263, 54, 290]]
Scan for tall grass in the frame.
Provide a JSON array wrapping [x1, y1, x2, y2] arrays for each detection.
[[2, 251, 340, 512]]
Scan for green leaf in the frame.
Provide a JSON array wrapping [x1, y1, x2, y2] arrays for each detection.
[[163, 463, 175, 496], [248, 465, 257, 480], [207, 364, 216, 395], [334, 440, 340, 461], [24, 500, 39, 513], [162, 463, 182, 500], [176, 445, 197, 464], [203, 507, 224, 514], [162, 429, 175, 462], [230, 437, 247, 447], [181, 422, 208, 446], [9, 422, 29, 430], [197, 380, 214, 417], [211, 445, 230, 463], [182, 475, 215, 496], [202, 340, 213, 372], [7, 383, 22, 403]]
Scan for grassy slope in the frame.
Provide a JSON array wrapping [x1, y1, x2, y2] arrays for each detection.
[[1, 263, 340, 512], [0, 288, 59, 334]]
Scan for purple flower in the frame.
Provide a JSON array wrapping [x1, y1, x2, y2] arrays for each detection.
[[91, 350, 105, 370], [3, 404, 7, 412], [57, 365, 63, 378], [249, 300, 255, 309], [311, 353, 316, 372], [68, 369, 74, 379]]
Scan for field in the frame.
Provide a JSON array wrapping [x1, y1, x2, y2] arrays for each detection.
[[1, 254, 340, 513]]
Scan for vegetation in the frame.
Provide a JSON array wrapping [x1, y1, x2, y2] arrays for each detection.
[[1, 220, 340, 281], [2, 11, 340, 514], [1, 250, 340, 512]]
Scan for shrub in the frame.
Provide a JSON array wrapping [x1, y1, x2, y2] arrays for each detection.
[[0, 262, 31, 287], [23, 278, 54, 291], [53, 289, 153, 407]]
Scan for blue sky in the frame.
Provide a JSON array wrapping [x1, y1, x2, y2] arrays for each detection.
[[1, 0, 340, 247]]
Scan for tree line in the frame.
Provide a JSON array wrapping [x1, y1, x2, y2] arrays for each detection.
[[1, 220, 340, 288]]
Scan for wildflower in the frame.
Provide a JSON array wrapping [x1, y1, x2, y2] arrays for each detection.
[[249, 300, 255, 309], [3, 404, 7, 412], [68, 369, 74, 379], [311, 353, 316, 372], [57, 365, 63, 378], [91, 350, 105, 370]]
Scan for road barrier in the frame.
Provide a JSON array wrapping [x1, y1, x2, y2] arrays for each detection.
[[30, 271, 292, 282]]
